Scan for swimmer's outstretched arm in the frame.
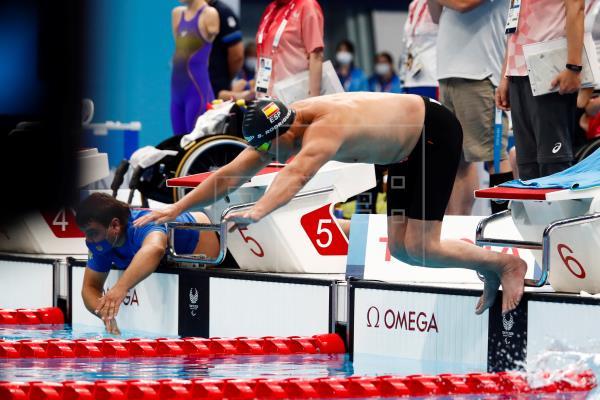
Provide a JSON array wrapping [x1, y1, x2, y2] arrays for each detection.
[[81, 268, 120, 334], [134, 148, 271, 226], [95, 232, 167, 321], [226, 137, 339, 230]]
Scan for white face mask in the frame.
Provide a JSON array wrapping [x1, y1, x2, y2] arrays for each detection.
[[245, 57, 257, 72], [375, 63, 391, 76], [336, 51, 353, 65]]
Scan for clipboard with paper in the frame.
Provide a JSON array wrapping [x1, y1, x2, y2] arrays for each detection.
[[272, 60, 344, 104], [523, 33, 600, 96]]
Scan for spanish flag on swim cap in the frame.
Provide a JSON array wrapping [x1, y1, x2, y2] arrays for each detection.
[[242, 98, 296, 148]]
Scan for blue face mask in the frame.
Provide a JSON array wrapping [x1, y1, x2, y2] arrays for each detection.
[[86, 239, 114, 255], [85, 227, 120, 255]]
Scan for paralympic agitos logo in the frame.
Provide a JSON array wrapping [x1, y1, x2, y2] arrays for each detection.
[[366, 306, 439, 333]]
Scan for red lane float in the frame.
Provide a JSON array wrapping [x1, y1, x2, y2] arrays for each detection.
[[0, 308, 64, 325], [0, 334, 345, 359], [0, 371, 595, 399]]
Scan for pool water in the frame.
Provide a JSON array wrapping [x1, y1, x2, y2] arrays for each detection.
[[0, 354, 352, 382], [0, 324, 173, 341]]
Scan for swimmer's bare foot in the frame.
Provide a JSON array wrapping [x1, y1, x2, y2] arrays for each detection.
[[499, 258, 527, 314], [475, 271, 500, 315]]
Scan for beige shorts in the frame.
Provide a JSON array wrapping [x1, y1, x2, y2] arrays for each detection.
[[439, 78, 508, 163]]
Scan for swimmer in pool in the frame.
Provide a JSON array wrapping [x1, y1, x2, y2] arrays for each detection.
[[75, 193, 219, 334], [135, 93, 527, 315]]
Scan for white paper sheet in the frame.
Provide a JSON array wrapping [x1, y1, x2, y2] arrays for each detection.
[[272, 60, 344, 104], [523, 33, 600, 96]]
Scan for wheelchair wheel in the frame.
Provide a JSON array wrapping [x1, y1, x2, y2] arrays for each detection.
[[575, 137, 600, 162], [173, 135, 248, 201]]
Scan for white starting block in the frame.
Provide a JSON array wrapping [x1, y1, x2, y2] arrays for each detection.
[[0, 149, 109, 254], [475, 185, 600, 293], [166, 161, 376, 273]]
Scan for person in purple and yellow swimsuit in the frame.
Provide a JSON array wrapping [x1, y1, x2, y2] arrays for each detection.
[[171, 0, 220, 135]]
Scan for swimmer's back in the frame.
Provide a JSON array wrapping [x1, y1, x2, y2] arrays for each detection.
[[294, 93, 424, 131], [293, 93, 427, 164]]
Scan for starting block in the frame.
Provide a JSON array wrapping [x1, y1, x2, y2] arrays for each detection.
[[166, 161, 376, 273], [475, 185, 600, 293], [0, 149, 109, 255]]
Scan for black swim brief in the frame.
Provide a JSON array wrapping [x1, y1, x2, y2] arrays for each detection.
[[386, 96, 463, 221]]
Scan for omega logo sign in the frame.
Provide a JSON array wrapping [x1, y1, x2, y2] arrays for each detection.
[[366, 306, 439, 333]]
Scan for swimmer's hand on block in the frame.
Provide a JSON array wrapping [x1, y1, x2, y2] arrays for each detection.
[[134, 204, 180, 227], [224, 208, 263, 232]]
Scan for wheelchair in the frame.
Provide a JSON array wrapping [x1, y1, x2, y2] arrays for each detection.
[[111, 102, 249, 206]]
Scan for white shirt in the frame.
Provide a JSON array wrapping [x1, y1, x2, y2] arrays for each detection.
[[400, 0, 439, 88], [436, 0, 509, 86]]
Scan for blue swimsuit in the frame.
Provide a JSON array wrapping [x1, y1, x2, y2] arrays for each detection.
[[171, 5, 215, 135]]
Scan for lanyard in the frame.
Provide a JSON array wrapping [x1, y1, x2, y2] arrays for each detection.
[[257, 1, 296, 54], [408, 0, 428, 37]]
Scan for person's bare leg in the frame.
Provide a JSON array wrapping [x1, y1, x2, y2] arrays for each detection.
[[190, 212, 220, 258], [509, 148, 519, 179], [446, 159, 478, 215], [401, 219, 527, 314], [386, 214, 412, 264]]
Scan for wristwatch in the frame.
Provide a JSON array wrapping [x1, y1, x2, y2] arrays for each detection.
[[566, 64, 583, 73]]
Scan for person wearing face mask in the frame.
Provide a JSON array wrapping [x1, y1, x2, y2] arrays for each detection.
[[75, 193, 219, 334], [368, 52, 403, 93], [335, 40, 368, 92], [240, 42, 257, 82], [255, 0, 324, 97]]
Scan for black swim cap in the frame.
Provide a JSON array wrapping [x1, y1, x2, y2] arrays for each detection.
[[242, 98, 296, 148]]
